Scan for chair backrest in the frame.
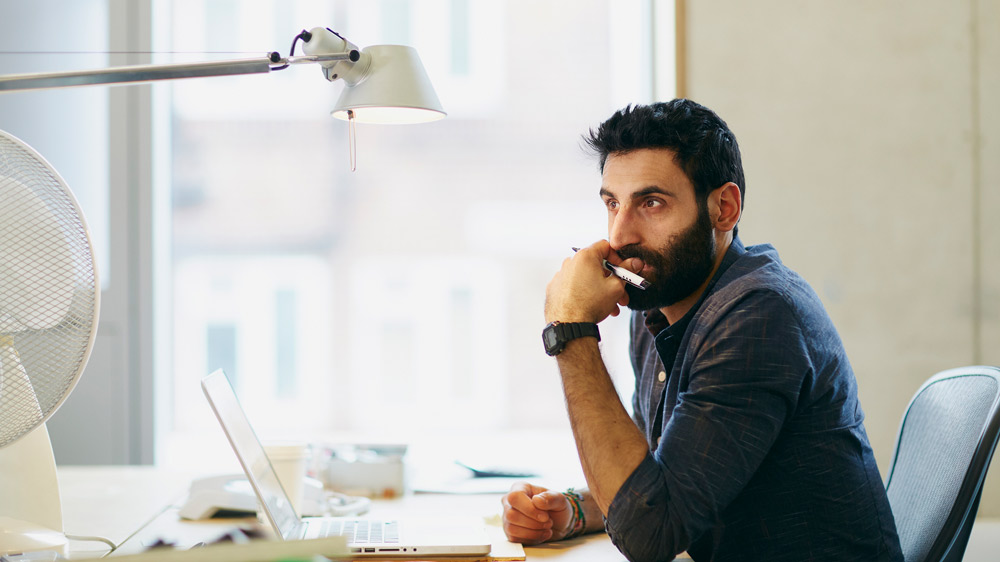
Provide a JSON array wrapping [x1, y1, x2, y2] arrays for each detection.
[[885, 366, 1000, 562]]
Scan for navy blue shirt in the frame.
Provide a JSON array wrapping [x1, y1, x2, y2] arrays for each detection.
[[604, 239, 902, 562]]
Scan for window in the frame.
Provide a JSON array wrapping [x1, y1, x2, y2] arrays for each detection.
[[155, 0, 675, 470]]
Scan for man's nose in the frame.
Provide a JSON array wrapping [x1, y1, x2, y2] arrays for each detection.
[[609, 208, 640, 250]]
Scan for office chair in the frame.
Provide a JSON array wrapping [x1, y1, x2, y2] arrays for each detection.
[[884, 365, 1000, 562]]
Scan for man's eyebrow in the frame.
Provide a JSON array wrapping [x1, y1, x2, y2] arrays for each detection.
[[600, 185, 676, 200]]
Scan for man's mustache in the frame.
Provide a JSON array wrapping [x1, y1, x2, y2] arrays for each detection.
[[616, 244, 671, 267]]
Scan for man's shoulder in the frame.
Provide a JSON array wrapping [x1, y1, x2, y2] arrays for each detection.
[[722, 242, 786, 285], [702, 242, 826, 326]]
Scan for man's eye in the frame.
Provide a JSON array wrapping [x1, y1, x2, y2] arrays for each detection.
[[605, 200, 619, 210], [643, 199, 661, 208]]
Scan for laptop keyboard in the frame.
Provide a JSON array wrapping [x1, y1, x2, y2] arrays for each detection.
[[307, 519, 400, 544]]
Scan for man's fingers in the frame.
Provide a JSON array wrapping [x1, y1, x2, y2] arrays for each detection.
[[606, 254, 645, 276], [502, 486, 557, 544], [506, 490, 550, 522], [503, 521, 553, 545], [532, 491, 570, 513], [620, 256, 645, 273], [504, 506, 554, 530]]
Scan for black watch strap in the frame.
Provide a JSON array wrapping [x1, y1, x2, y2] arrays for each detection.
[[561, 322, 600, 342]]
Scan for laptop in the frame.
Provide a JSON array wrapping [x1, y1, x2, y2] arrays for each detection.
[[201, 369, 492, 557]]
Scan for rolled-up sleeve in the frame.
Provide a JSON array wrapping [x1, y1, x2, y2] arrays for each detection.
[[605, 291, 811, 561]]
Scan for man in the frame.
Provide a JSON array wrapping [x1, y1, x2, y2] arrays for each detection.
[[501, 100, 902, 561]]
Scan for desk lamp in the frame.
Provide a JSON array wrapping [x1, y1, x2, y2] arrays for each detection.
[[0, 27, 446, 124], [0, 27, 443, 556]]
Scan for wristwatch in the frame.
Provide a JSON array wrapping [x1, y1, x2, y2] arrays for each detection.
[[542, 321, 600, 356]]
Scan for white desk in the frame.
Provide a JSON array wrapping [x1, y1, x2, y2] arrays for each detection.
[[57, 466, 627, 561], [58, 466, 201, 557], [65, 466, 1000, 561]]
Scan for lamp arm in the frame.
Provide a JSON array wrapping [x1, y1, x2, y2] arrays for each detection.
[[0, 51, 357, 93]]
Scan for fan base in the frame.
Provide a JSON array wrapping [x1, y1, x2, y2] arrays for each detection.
[[0, 516, 68, 556], [0, 424, 63, 532]]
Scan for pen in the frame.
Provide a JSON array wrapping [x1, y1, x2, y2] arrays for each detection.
[[571, 247, 650, 290]]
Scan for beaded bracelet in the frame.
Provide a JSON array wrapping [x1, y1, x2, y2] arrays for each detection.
[[562, 488, 586, 540]]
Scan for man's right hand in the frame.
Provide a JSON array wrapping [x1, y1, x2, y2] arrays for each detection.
[[545, 241, 631, 325], [501, 482, 573, 544]]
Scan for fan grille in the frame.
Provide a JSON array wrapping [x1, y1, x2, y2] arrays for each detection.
[[0, 131, 98, 448]]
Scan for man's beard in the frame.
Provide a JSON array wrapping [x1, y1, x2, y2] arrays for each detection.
[[617, 202, 717, 311]]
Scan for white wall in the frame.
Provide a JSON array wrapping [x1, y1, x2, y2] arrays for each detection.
[[682, 0, 1000, 515], [979, 0, 1000, 518]]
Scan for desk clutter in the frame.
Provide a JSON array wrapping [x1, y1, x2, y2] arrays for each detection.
[[311, 444, 408, 499], [177, 442, 408, 521], [178, 475, 372, 520], [310, 443, 539, 498]]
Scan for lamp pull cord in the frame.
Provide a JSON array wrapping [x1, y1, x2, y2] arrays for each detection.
[[347, 109, 357, 172]]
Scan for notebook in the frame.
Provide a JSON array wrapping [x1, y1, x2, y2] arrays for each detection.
[[201, 369, 492, 557]]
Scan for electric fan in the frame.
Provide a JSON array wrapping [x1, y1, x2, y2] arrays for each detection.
[[0, 129, 100, 555]]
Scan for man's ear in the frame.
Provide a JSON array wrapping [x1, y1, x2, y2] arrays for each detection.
[[709, 182, 742, 232]]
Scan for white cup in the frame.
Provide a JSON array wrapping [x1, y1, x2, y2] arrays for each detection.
[[263, 441, 309, 516]]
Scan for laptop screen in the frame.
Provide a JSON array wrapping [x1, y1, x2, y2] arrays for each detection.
[[202, 369, 300, 538]]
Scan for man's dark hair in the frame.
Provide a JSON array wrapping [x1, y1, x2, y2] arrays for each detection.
[[584, 99, 745, 207]]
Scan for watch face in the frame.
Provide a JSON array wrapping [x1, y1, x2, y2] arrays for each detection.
[[543, 327, 558, 350]]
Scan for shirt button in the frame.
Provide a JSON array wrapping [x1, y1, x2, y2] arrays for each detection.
[[657, 371, 666, 382]]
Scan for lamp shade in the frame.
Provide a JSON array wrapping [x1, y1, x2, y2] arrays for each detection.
[[332, 45, 445, 124]]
